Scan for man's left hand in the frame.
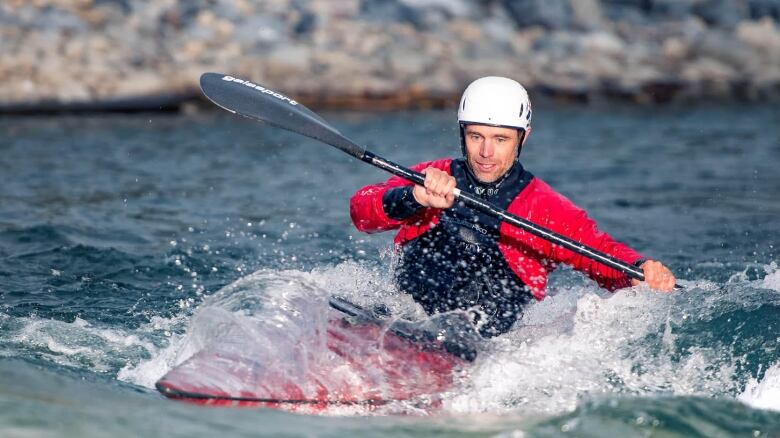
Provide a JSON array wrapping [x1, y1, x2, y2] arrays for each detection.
[[631, 260, 676, 292]]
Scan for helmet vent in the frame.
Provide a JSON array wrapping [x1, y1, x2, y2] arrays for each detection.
[[519, 103, 524, 117]]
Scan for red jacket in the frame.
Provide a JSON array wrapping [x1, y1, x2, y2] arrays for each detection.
[[350, 158, 644, 300]]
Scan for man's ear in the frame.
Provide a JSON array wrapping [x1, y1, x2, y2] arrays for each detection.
[[520, 127, 531, 146], [516, 128, 529, 157]]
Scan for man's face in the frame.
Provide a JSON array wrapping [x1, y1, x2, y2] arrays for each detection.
[[464, 124, 521, 183]]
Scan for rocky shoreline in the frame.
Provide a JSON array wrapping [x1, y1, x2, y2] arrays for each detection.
[[2, 0, 780, 112]]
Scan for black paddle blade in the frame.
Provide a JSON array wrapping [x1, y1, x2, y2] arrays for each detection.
[[199, 72, 366, 159]]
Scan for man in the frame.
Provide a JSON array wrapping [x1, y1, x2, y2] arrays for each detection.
[[350, 77, 676, 337]]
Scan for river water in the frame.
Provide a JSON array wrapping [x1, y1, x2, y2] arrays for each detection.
[[1, 103, 779, 437]]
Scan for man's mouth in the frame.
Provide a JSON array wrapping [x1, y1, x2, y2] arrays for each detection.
[[475, 162, 497, 173]]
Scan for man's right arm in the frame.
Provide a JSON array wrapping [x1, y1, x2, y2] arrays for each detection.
[[349, 159, 452, 233], [349, 183, 420, 233], [382, 186, 424, 220]]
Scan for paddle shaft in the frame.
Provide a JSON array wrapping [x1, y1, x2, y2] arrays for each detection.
[[361, 151, 653, 283]]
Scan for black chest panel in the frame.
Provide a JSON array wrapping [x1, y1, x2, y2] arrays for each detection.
[[396, 159, 535, 337]]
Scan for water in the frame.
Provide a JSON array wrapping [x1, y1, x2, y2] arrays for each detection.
[[0, 103, 779, 437]]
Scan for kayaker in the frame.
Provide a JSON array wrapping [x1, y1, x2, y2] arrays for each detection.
[[350, 76, 676, 337]]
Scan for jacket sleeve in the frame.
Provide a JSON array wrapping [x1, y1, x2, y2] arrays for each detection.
[[527, 186, 645, 291], [349, 159, 450, 234]]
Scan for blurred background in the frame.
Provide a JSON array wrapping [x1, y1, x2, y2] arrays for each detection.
[[2, 0, 779, 113]]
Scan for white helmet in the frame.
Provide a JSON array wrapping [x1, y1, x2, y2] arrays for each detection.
[[458, 76, 532, 150]]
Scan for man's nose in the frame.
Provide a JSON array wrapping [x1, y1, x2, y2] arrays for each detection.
[[480, 141, 494, 157]]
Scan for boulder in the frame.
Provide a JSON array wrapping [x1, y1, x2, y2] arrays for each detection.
[[599, 0, 652, 24], [571, 0, 606, 30], [693, 0, 749, 28], [264, 43, 312, 79], [693, 29, 754, 69], [747, 0, 780, 21], [502, 0, 574, 30], [662, 37, 689, 62], [736, 17, 780, 57], [361, 0, 477, 30], [646, 0, 697, 20], [581, 31, 626, 57], [387, 47, 432, 77]]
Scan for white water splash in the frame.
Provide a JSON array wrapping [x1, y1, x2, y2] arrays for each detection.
[[116, 315, 190, 388], [4, 314, 165, 373], [739, 362, 780, 412], [443, 281, 737, 415], [118, 261, 419, 393], [761, 262, 780, 291]]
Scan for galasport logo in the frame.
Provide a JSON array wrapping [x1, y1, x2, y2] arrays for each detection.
[[221, 75, 298, 106]]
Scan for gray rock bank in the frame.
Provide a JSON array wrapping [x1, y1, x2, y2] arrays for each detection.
[[1, 0, 779, 111]]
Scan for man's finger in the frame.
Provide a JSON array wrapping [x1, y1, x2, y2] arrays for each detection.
[[445, 179, 456, 196], [427, 179, 438, 194]]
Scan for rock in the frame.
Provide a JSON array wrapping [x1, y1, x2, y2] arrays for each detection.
[[387, 47, 431, 77], [233, 15, 288, 47], [599, 0, 652, 24], [509, 27, 545, 55], [264, 43, 312, 79], [532, 31, 582, 57], [571, 0, 606, 30], [30, 5, 88, 32], [360, 0, 476, 30], [736, 17, 780, 56], [581, 32, 626, 57], [662, 37, 689, 61], [693, 29, 754, 69], [502, 0, 574, 30], [115, 69, 167, 97], [586, 52, 623, 80], [182, 40, 207, 60], [291, 9, 317, 35], [360, 0, 421, 27], [647, 0, 697, 20], [409, 67, 457, 95], [684, 60, 739, 98], [748, 0, 780, 21], [480, 15, 518, 44], [402, 0, 479, 30], [445, 18, 484, 43], [682, 57, 737, 83], [694, 0, 749, 28], [310, 0, 359, 20]]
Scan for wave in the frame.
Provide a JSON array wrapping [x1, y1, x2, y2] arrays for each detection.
[[4, 260, 780, 418]]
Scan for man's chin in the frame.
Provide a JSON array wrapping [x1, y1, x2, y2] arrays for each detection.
[[473, 172, 500, 183], [467, 160, 505, 183]]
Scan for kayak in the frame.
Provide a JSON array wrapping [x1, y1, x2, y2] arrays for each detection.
[[155, 297, 481, 411]]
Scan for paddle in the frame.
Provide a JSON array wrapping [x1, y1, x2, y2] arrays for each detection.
[[329, 296, 480, 361], [200, 72, 679, 288]]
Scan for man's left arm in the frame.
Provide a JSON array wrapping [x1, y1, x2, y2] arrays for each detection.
[[544, 195, 676, 292]]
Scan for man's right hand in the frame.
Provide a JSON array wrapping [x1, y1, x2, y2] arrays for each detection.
[[413, 167, 457, 209]]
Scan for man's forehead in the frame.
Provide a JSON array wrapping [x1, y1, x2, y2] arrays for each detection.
[[464, 124, 518, 137]]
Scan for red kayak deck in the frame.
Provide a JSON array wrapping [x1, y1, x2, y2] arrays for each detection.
[[156, 317, 467, 411]]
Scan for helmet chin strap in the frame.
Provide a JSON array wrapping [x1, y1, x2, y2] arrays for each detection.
[[516, 130, 525, 157]]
